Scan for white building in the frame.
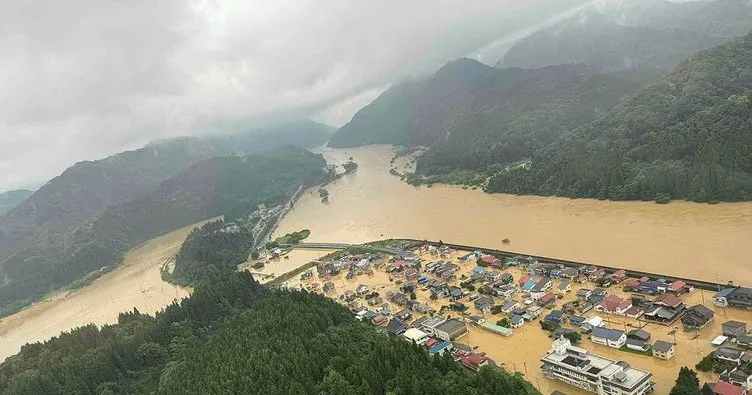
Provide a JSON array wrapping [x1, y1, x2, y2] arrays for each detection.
[[402, 328, 429, 345], [541, 338, 654, 395], [590, 327, 626, 349]]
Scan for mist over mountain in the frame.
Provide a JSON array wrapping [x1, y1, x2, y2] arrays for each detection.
[[498, 0, 752, 70], [0, 190, 33, 215], [329, 58, 659, 174], [0, 122, 331, 312]]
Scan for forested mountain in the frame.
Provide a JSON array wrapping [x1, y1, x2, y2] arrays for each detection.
[[0, 138, 217, 259], [0, 190, 32, 215], [498, 0, 752, 70], [0, 253, 538, 395], [329, 58, 659, 175], [0, 120, 330, 262], [0, 147, 327, 315], [487, 32, 752, 202]]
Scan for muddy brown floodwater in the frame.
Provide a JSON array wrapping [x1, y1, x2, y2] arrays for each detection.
[[0, 220, 207, 362], [290, 248, 752, 395], [275, 145, 752, 283]]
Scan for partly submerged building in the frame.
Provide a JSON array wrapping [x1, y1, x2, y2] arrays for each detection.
[[541, 338, 654, 395]]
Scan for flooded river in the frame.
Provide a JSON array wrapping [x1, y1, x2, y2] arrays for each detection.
[[2, 143, 751, 372], [276, 145, 752, 283], [0, 221, 201, 362]]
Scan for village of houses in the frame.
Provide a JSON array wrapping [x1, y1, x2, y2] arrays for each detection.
[[285, 244, 752, 395]]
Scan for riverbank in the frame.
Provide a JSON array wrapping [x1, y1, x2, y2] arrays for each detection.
[[274, 145, 752, 284], [0, 220, 204, 362]]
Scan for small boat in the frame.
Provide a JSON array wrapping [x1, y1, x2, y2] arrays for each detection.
[[502, 238, 510, 244]]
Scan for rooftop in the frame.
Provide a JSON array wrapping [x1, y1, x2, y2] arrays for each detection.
[[652, 340, 673, 353], [723, 320, 747, 329], [591, 327, 625, 342], [627, 329, 651, 341], [403, 328, 428, 342], [428, 340, 452, 354], [712, 381, 746, 395], [436, 318, 466, 334], [422, 316, 447, 329], [542, 339, 652, 390]]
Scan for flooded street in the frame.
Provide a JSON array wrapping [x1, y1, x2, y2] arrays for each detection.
[[276, 145, 752, 283], [290, 248, 752, 395], [0, 221, 201, 362]]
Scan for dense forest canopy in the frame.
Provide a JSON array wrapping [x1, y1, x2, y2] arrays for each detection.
[[487, 32, 752, 203], [329, 58, 659, 176], [169, 219, 255, 286], [498, 0, 752, 70], [0, 229, 540, 395], [0, 147, 326, 316]]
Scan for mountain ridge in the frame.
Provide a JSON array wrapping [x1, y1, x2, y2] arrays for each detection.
[[487, 32, 752, 202], [497, 0, 752, 70], [0, 190, 33, 215], [329, 58, 660, 175]]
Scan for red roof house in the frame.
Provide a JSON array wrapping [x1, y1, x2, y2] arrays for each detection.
[[711, 381, 747, 395], [625, 306, 644, 318], [461, 354, 489, 371], [424, 337, 439, 348], [616, 299, 633, 315], [668, 280, 687, 294], [611, 269, 627, 282], [518, 275, 531, 287], [596, 295, 623, 314], [623, 277, 641, 289], [387, 260, 406, 272], [654, 293, 683, 309], [537, 293, 556, 307], [481, 256, 500, 266]]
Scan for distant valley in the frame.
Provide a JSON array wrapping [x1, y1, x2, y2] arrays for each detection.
[[0, 121, 332, 314]]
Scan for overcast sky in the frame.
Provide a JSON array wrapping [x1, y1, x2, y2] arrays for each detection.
[[0, 0, 592, 192]]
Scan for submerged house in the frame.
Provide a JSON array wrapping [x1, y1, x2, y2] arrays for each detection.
[[521, 278, 537, 292], [590, 327, 626, 349], [474, 296, 495, 313], [682, 304, 715, 330], [626, 329, 651, 352], [723, 321, 748, 338], [715, 287, 752, 309], [652, 340, 675, 360], [434, 319, 468, 341], [500, 300, 520, 314], [644, 294, 686, 324]]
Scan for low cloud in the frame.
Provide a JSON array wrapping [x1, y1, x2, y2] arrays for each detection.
[[0, 0, 589, 190]]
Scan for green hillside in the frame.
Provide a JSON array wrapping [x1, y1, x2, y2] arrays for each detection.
[[0, 147, 326, 314], [329, 58, 659, 176], [487, 33, 752, 202]]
